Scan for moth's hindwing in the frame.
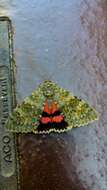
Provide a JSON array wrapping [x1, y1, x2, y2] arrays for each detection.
[[5, 80, 99, 134]]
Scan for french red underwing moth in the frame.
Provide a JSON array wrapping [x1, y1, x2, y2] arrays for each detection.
[[5, 80, 99, 134]]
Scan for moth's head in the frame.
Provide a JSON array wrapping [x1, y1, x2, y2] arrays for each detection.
[[41, 80, 56, 98]]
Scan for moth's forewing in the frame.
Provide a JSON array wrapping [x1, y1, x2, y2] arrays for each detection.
[[5, 84, 45, 133], [59, 96, 98, 128]]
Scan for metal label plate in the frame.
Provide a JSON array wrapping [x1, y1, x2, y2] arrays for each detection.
[[0, 17, 19, 190]]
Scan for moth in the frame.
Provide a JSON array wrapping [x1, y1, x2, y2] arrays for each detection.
[[5, 80, 99, 134]]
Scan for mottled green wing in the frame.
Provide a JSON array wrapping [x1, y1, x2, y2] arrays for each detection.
[[53, 85, 99, 129], [5, 85, 46, 133]]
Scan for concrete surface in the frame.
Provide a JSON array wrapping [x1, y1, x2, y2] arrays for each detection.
[[0, 0, 107, 189]]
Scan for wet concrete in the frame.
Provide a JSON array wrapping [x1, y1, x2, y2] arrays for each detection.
[[0, 0, 107, 189]]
